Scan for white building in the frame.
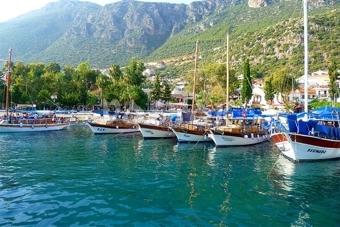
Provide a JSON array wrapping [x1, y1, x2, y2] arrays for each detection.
[[296, 70, 329, 86], [249, 80, 267, 106], [143, 68, 156, 77], [249, 70, 335, 108]]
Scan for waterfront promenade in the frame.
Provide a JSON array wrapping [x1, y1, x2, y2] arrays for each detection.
[[55, 112, 95, 122], [0, 109, 95, 122]]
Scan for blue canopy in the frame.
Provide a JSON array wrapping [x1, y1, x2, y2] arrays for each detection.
[[229, 107, 262, 118], [208, 107, 262, 118], [311, 106, 340, 119]]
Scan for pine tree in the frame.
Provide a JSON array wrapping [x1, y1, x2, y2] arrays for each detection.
[[162, 82, 172, 109], [150, 74, 162, 104], [328, 59, 339, 102], [264, 76, 275, 104], [241, 59, 252, 104], [125, 58, 146, 87]]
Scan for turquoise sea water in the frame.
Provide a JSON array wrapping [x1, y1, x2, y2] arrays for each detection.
[[0, 124, 339, 226]]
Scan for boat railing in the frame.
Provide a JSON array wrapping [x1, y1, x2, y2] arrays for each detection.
[[8, 117, 66, 125], [275, 116, 340, 140]]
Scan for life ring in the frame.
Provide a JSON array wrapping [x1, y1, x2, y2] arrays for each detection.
[[242, 111, 246, 118]]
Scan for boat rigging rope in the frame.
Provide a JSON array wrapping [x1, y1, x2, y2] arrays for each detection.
[[25, 83, 62, 110], [266, 152, 283, 180]]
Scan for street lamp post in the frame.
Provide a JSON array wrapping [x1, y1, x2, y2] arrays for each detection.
[[82, 80, 91, 111], [86, 81, 92, 111], [290, 74, 293, 102], [85, 89, 88, 112], [203, 78, 209, 107]]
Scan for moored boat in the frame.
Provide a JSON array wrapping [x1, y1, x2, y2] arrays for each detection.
[[207, 33, 269, 147], [0, 116, 69, 133], [270, 111, 340, 162], [269, 0, 340, 162], [138, 120, 175, 139], [0, 49, 69, 133], [170, 123, 212, 143], [169, 41, 212, 143], [169, 112, 213, 143], [86, 118, 139, 134], [209, 116, 269, 146]]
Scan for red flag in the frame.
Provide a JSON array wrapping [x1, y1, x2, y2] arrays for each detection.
[[5, 74, 11, 82]]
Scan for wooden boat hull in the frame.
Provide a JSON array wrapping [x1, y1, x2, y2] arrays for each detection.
[[209, 129, 269, 146], [271, 132, 340, 162], [86, 121, 139, 134], [138, 123, 175, 139]]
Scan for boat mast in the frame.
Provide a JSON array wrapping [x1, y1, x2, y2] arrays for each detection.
[[225, 33, 230, 125], [226, 33, 230, 112], [6, 49, 12, 118], [192, 40, 199, 115], [303, 0, 308, 113]]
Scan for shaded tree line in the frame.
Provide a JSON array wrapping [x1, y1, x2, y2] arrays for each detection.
[[0, 58, 149, 111]]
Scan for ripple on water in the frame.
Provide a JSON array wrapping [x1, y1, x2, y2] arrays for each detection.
[[0, 127, 340, 226]]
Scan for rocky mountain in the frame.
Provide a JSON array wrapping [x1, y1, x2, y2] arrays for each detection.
[[0, 0, 338, 73]]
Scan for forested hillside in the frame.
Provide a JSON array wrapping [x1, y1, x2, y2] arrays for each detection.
[[0, 0, 338, 80], [150, 2, 340, 79]]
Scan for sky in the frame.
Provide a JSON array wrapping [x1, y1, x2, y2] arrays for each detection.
[[0, 0, 193, 23]]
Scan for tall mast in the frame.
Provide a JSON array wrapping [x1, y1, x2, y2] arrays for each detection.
[[192, 40, 199, 115], [6, 49, 12, 118], [303, 0, 308, 113], [226, 33, 230, 112]]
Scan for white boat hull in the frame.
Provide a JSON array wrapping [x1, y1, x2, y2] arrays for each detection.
[[86, 123, 139, 134], [271, 132, 340, 162], [170, 128, 212, 143], [209, 130, 269, 146], [138, 123, 175, 139], [0, 123, 69, 133]]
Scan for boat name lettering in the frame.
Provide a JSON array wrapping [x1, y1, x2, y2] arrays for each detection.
[[222, 137, 234, 142], [184, 134, 190, 137], [97, 128, 106, 131], [307, 148, 326, 153], [145, 130, 154, 134]]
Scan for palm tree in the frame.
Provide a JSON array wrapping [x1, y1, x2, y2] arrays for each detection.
[[96, 74, 109, 109]]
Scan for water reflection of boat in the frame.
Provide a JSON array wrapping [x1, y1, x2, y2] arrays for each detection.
[[172, 142, 214, 153], [269, 154, 340, 192], [268, 155, 295, 191]]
